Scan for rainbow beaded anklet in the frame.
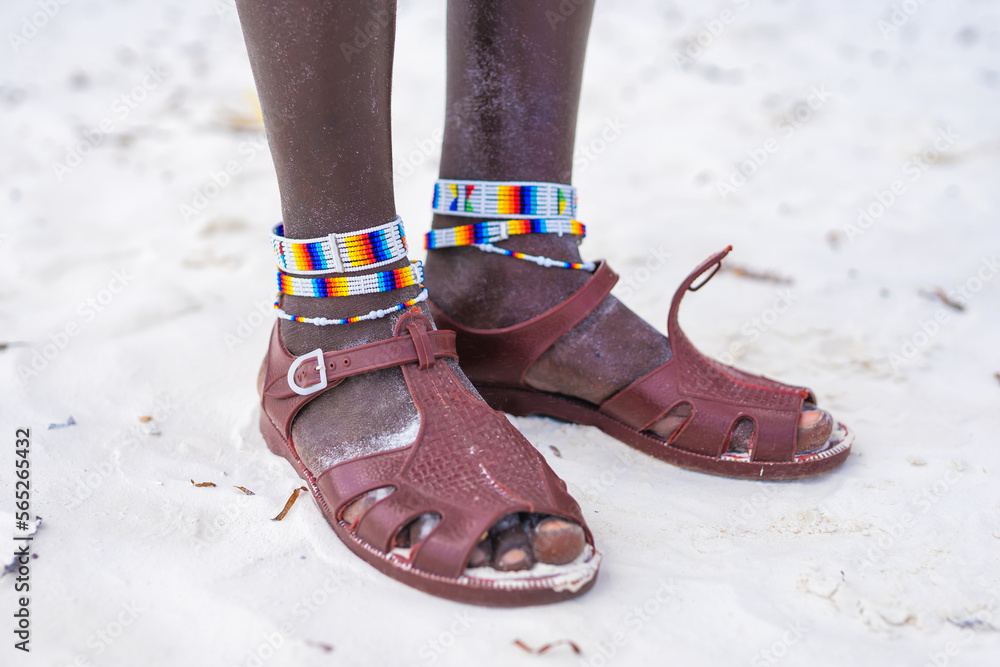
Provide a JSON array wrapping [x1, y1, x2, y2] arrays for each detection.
[[431, 180, 577, 218], [274, 288, 428, 326], [426, 180, 595, 271], [271, 217, 426, 325], [271, 216, 407, 275], [425, 219, 595, 271], [277, 262, 423, 298]]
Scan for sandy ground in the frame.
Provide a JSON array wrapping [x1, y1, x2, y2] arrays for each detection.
[[2, 0, 999, 665]]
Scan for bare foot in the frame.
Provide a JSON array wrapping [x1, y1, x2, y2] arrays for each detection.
[[423, 216, 833, 454], [274, 276, 585, 570]]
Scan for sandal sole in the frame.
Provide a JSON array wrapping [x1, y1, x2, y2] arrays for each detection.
[[477, 385, 853, 480], [258, 409, 600, 606]]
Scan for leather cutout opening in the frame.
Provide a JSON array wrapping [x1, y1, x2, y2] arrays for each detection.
[[648, 402, 692, 441], [725, 417, 756, 455], [394, 512, 441, 550], [340, 486, 395, 529]]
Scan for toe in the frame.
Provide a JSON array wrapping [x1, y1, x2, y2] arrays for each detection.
[[492, 515, 534, 571], [796, 407, 834, 453], [531, 516, 585, 565], [466, 532, 493, 568]]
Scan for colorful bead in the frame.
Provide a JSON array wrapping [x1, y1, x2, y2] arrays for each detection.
[[274, 289, 429, 326], [277, 262, 423, 297], [425, 218, 586, 250], [472, 244, 595, 271], [432, 180, 577, 219], [271, 217, 408, 275]]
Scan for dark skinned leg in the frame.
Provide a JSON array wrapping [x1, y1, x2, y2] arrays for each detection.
[[423, 0, 832, 452], [235, 0, 583, 571]]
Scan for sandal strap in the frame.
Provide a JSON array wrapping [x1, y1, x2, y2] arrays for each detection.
[[431, 245, 812, 463], [601, 247, 810, 462], [260, 312, 458, 438], [295, 309, 589, 579], [429, 261, 619, 387]]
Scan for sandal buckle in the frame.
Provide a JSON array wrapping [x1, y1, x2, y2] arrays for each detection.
[[287, 348, 327, 396]]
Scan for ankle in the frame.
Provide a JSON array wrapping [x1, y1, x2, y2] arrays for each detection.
[[278, 257, 425, 355], [424, 214, 591, 329]]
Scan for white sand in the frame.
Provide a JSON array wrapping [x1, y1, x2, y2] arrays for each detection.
[[2, 0, 999, 665]]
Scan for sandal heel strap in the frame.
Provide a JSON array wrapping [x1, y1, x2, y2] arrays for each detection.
[[429, 261, 618, 387]]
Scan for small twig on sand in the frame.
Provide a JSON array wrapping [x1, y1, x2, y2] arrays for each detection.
[[918, 287, 965, 312], [513, 639, 582, 655], [722, 264, 793, 285], [273, 487, 308, 521]]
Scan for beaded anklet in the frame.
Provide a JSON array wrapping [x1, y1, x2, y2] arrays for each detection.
[[274, 288, 429, 326], [277, 262, 423, 298], [431, 180, 577, 218], [425, 218, 586, 248], [271, 217, 425, 325], [426, 180, 595, 271], [271, 217, 407, 275]]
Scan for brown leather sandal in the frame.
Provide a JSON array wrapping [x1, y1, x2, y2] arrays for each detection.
[[258, 307, 601, 606], [429, 247, 854, 480]]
